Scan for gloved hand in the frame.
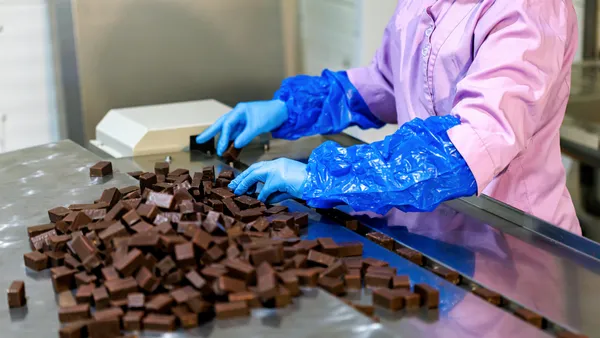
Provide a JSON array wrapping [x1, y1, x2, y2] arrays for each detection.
[[195, 100, 288, 156], [229, 158, 308, 202]]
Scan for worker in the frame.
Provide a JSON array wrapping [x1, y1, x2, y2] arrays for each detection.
[[197, 0, 581, 235]]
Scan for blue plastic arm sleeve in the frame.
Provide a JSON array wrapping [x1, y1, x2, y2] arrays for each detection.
[[271, 69, 385, 140], [301, 115, 478, 214]]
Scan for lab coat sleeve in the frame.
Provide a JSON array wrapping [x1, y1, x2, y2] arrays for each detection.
[[445, 1, 570, 194], [271, 70, 385, 140], [301, 115, 477, 214], [345, 8, 398, 124]]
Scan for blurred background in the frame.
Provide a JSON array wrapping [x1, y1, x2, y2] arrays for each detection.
[[2, 0, 600, 237]]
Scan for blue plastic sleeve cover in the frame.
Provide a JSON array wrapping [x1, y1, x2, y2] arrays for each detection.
[[302, 115, 478, 214], [271, 69, 385, 140]]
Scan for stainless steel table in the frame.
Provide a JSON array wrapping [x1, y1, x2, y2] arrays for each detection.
[[0, 138, 598, 337]]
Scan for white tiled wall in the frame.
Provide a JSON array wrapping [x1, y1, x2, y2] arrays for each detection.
[[0, 0, 57, 153]]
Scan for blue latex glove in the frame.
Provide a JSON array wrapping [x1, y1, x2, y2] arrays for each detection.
[[195, 100, 288, 156], [272, 69, 385, 140], [302, 115, 478, 213], [229, 158, 308, 203]]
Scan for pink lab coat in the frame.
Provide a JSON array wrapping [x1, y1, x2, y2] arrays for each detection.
[[347, 0, 581, 234]]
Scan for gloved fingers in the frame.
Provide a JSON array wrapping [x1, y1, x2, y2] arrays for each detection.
[[234, 125, 259, 149], [233, 166, 271, 195], [229, 161, 266, 191], [195, 113, 228, 144], [257, 177, 283, 202], [217, 108, 245, 156]]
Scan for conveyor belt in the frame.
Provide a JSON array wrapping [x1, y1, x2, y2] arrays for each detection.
[[1, 139, 598, 337]]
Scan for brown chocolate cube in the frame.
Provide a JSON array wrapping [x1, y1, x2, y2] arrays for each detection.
[[7, 280, 26, 308]]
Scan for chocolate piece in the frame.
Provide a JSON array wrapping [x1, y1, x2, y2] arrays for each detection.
[[185, 270, 208, 291], [372, 288, 404, 311], [319, 260, 346, 278], [160, 235, 188, 253], [215, 301, 249, 319], [7, 280, 26, 308], [392, 275, 410, 289], [292, 212, 309, 228], [59, 320, 89, 338], [121, 210, 141, 226], [147, 191, 175, 210], [186, 296, 212, 314], [98, 222, 128, 246], [52, 266, 77, 292], [24, 251, 48, 271], [235, 195, 260, 210], [345, 219, 359, 231], [90, 161, 113, 177], [128, 171, 143, 179], [292, 254, 307, 268], [92, 286, 110, 309], [256, 262, 277, 301], [294, 268, 321, 287], [119, 185, 139, 195], [414, 283, 439, 308], [318, 276, 345, 295], [93, 306, 124, 320], [514, 307, 543, 328], [64, 254, 82, 270], [395, 289, 420, 309], [192, 229, 213, 250], [265, 205, 288, 215], [172, 305, 199, 328], [179, 200, 195, 214], [114, 248, 144, 277], [431, 265, 460, 284], [366, 266, 396, 276], [30, 229, 56, 251], [49, 206, 71, 223], [123, 310, 144, 331], [68, 202, 108, 211], [224, 259, 255, 282], [222, 198, 241, 216], [46, 251, 67, 267], [58, 290, 77, 307], [208, 199, 224, 212], [366, 232, 394, 250], [229, 291, 260, 308], [145, 293, 173, 313], [472, 286, 502, 305], [317, 237, 339, 256], [216, 178, 231, 188], [363, 257, 388, 268], [211, 187, 235, 200], [169, 168, 189, 177], [154, 162, 170, 175], [65, 211, 93, 232], [352, 303, 375, 316], [175, 242, 195, 267], [87, 317, 120, 338], [101, 266, 119, 281], [156, 256, 177, 276], [202, 245, 224, 264], [59, 304, 90, 323], [131, 221, 154, 234], [270, 214, 294, 229], [278, 271, 300, 296], [48, 234, 71, 251], [127, 292, 145, 310], [100, 187, 121, 208], [307, 250, 336, 267], [250, 245, 283, 266], [69, 234, 97, 262], [75, 283, 95, 303], [274, 286, 292, 308], [136, 266, 160, 293], [217, 275, 246, 293], [104, 277, 138, 300], [82, 209, 107, 221], [27, 223, 55, 238], [155, 222, 175, 235], [143, 313, 176, 331], [170, 285, 201, 304], [104, 201, 131, 222], [365, 272, 391, 288], [222, 142, 242, 162], [139, 172, 158, 192], [137, 203, 159, 220], [128, 233, 160, 248], [218, 170, 235, 180], [165, 269, 184, 285], [337, 242, 363, 257], [202, 181, 213, 198], [248, 217, 269, 232]]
